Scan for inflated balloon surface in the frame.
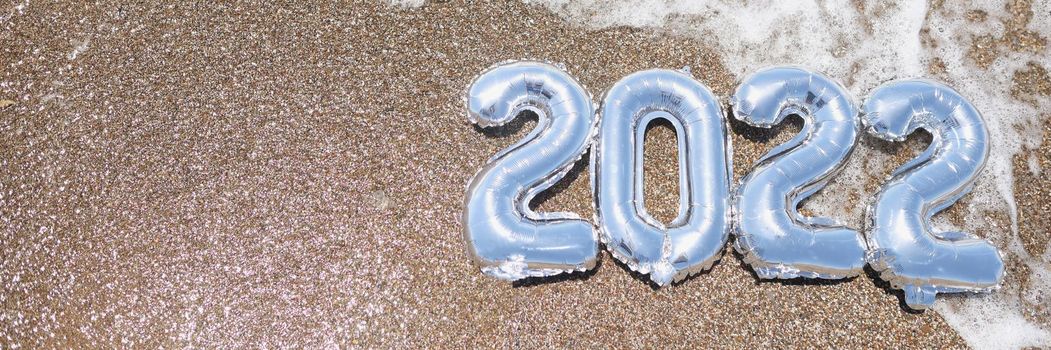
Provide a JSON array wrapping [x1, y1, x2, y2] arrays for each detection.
[[463, 61, 599, 280], [862, 79, 1005, 309], [461, 63, 1006, 305], [730, 66, 868, 279], [592, 69, 732, 286]]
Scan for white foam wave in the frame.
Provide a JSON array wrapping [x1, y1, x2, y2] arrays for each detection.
[[526, 0, 1051, 348]]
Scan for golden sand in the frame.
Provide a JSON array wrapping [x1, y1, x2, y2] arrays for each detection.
[[2, 1, 1047, 348]]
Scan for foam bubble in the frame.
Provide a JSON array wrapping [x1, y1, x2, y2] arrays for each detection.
[[528, 0, 1051, 346], [1027, 153, 1042, 176], [388, 0, 425, 8], [934, 295, 1051, 349]]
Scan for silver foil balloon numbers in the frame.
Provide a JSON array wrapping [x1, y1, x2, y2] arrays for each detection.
[[463, 61, 600, 280], [461, 62, 1005, 309], [862, 80, 1005, 309], [730, 67, 868, 280], [592, 69, 733, 286]]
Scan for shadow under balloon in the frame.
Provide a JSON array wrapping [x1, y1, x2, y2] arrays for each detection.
[[529, 149, 589, 210], [511, 248, 730, 290], [727, 112, 806, 145], [510, 248, 704, 290], [603, 248, 732, 291], [723, 239, 858, 288], [728, 247, 923, 313], [511, 255, 603, 288], [471, 109, 540, 139], [860, 127, 934, 158], [862, 266, 927, 314]]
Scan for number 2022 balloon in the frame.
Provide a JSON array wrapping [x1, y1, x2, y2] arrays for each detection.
[[862, 80, 1005, 309], [592, 69, 732, 286], [729, 67, 868, 280], [462, 61, 599, 280], [461, 61, 1005, 310]]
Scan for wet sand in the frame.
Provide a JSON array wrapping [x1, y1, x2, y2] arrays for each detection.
[[1, 1, 1046, 348]]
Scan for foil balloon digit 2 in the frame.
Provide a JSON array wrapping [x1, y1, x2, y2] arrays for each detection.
[[862, 79, 1005, 310], [463, 61, 599, 281], [593, 69, 733, 286], [730, 66, 868, 280]]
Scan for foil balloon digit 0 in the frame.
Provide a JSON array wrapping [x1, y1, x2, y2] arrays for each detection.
[[862, 79, 1005, 309], [730, 66, 868, 280], [463, 61, 599, 280], [593, 68, 733, 286]]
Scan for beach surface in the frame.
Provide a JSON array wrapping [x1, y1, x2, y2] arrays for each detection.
[[2, 1, 1048, 348]]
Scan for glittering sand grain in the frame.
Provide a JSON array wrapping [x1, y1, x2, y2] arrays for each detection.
[[1, 1, 1046, 348]]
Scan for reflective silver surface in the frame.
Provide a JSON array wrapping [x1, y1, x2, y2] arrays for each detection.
[[592, 69, 732, 286], [862, 79, 1005, 309], [730, 66, 868, 280], [463, 61, 599, 280]]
